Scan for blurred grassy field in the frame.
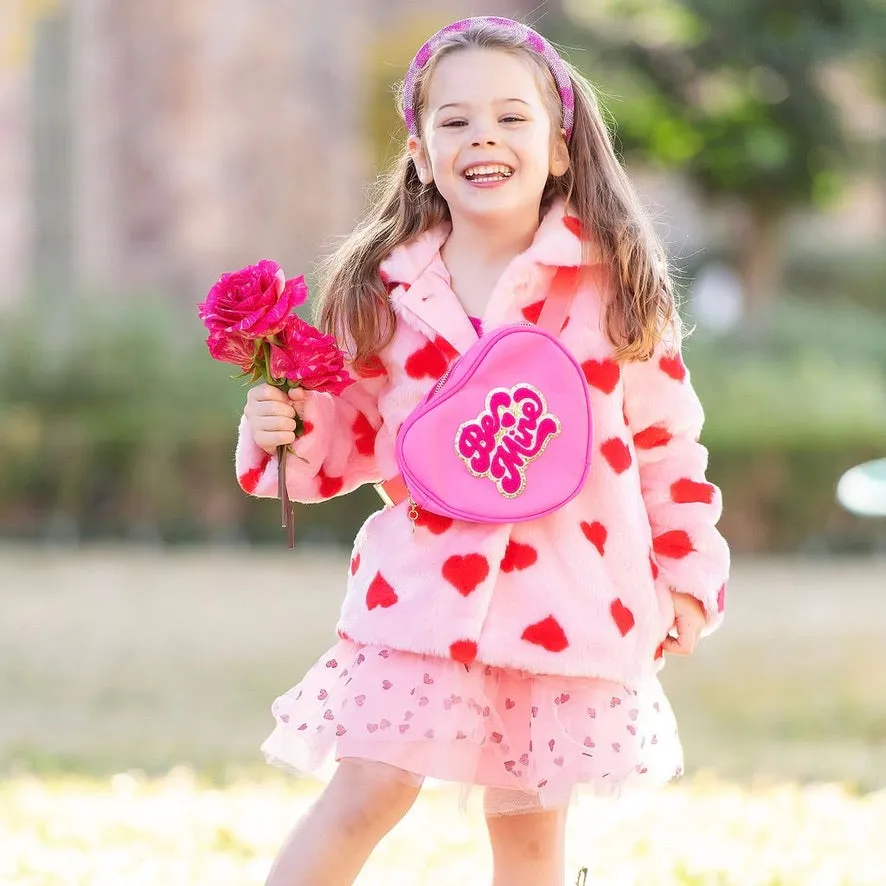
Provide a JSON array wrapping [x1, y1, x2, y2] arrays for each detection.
[[2, 547, 886, 884]]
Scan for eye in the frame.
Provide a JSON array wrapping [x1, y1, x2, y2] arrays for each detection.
[[441, 120, 467, 128], [501, 115, 525, 123]]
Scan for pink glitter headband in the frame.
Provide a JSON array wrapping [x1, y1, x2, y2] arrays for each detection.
[[401, 17, 575, 143]]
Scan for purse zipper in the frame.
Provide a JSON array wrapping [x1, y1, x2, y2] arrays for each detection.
[[432, 367, 453, 395]]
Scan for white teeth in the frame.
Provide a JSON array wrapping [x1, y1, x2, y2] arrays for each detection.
[[464, 164, 513, 179]]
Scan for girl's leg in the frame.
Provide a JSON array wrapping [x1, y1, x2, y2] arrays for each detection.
[[484, 789, 568, 886], [265, 759, 423, 886]]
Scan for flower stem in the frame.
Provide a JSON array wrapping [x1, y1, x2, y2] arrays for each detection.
[[277, 444, 294, 549]]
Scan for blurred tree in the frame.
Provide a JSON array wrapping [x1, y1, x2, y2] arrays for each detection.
[[0, 0, 59, 69], [552, 0, 886, 322]]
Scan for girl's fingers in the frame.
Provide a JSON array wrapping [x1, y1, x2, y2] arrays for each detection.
[[262, 416, 297, 432], [249, 383, 288, 403], [255, 430, 296, 451], [252, 400, 296, 418], [667, 624, 699, 655], [661, 636, 691, 656]]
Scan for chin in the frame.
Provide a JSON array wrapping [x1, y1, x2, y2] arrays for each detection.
[[453, 192, 541, 223]]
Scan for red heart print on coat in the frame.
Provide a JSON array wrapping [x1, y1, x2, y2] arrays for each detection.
[[521, 615, 569, 652], [238, 452, 270, 494], [352, 413, 378, 457], [563, 215, 583, 238], [610, 598, 635, 636], [318, 469, 344, 498], [659, 352, 687, 381], [653, 530, 695, 559], [405, 341, 448, 380], [449, 640, 478, 664], [350, 553, 360, 576], [366, 573, 399, 610], [521, 300, 544, 324], [670, 478, 715, 504], [414, 509, 454, 535], [601, 438, 632, 474], [634, 424, 673, 450], [500, 540, 538, 573], [580, 521, 607, 556], [442, 554, 489, 596], [582, 359, 620, 394]]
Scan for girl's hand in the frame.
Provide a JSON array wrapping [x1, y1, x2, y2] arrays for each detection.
[[661, 591, 705, 656], [244, 383, 300, 455]]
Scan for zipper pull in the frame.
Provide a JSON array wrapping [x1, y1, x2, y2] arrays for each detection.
[[407, 498, 419, 533]]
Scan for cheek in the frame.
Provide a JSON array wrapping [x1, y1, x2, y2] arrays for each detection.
[[427, 144, 457, 178]]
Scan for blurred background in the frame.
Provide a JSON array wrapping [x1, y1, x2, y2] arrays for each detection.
[[2, 0, 886, 842]]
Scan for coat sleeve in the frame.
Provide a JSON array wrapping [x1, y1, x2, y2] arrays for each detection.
[[622, 337, 730, 636], [234, 357, 388, 504]]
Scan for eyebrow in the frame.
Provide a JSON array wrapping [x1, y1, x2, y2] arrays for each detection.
[[436, 98, 531, 111]]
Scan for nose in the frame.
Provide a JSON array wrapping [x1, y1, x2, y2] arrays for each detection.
[[470, 118, 499, 147]]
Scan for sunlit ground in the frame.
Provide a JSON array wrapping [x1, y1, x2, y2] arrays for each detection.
[[3, 548, 886, 884], [4, 772, 885, 885]]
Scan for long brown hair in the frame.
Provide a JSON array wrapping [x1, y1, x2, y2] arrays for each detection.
[[315, 21, 678, 372]]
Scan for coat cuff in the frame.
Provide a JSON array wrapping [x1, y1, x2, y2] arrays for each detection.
[[234, 392, 334, 501], [654, 532, 730, 637]]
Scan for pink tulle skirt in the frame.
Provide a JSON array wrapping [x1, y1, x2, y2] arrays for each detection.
[[262, 640, 683, 814]]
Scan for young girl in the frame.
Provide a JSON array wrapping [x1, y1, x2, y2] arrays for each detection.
[[236, 17, 729, 886]]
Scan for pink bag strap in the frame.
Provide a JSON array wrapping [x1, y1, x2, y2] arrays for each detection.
[[535, 270, 579, 336]]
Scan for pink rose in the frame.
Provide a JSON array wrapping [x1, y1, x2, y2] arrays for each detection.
[[205, 329, 258, 371], [269, 316, 353, 396], [198, 260, 307, 339]]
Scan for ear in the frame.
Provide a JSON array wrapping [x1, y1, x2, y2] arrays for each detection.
[[407, 135, 433, 184], [550, 130, 570, 178]]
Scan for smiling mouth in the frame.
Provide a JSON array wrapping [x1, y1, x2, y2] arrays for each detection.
[[463, 164, 514, 183]]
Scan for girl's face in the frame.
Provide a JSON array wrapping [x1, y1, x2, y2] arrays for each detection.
[[410, 48, 569, 227]]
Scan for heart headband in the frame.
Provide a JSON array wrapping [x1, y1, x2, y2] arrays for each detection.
[[401, 17, 575, 143]]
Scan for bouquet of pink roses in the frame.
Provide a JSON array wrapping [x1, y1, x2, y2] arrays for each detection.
[[198, 260, 352, 547]]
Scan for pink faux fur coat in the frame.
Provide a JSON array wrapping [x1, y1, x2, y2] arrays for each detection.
[[235, 200, 730, 685]]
